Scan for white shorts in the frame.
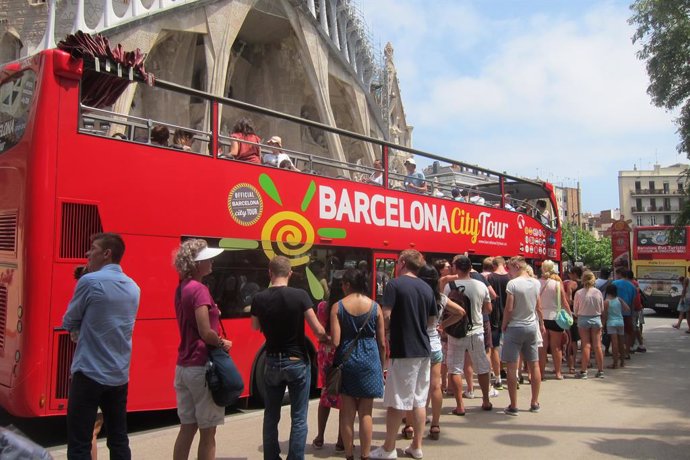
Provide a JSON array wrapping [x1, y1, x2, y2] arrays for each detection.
[[446, 334, 491, 376], [174, 365, 225, 429], [383, 357, 431, 410]]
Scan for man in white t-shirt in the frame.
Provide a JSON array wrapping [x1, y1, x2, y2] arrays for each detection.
[[445, 255, 493, 415]]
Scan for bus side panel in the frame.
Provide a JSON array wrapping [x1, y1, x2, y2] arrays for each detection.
[[125, 317, 265, 411]]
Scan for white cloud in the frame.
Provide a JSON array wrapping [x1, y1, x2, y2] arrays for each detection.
[[362, 1, 682, 211], [414, 4, 671, 134]]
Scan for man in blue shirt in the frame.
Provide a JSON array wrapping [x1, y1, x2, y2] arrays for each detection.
[[612, 268, 636, 360], [403, 158, 428, 193], [63, 233, 140, 460]]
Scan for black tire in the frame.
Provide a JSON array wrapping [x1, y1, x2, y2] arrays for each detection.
[[251, 350, 267, 407]]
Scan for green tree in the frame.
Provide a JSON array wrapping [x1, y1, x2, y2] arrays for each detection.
[[629, 0, 690, 229], [630, 0, 690, 154], [562, 224, 612, 270]]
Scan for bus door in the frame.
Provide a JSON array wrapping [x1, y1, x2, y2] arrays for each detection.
[[373, 252, 398, 304]]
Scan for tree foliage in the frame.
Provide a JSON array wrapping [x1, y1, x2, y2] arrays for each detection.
[[562, 224, 612, 270], [630, 0, 690, 154], [630, 1, 690, 230]]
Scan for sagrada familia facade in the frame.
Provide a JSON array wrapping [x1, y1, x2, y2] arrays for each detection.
[[0, 0, 413, 168]]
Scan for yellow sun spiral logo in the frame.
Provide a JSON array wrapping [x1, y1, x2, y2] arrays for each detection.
[[261, 211, 314, 266]]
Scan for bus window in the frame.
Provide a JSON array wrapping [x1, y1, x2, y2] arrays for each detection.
[[200, 242, 371, 317], [374, 254, 397, 304]]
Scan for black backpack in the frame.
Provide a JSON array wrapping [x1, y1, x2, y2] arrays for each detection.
[[443, 282, 473, 339]]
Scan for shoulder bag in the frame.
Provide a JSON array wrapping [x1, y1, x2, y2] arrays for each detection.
[[554, 282, 574, 330], [206, 320, 245, 407], [325, 301, 375, 397]]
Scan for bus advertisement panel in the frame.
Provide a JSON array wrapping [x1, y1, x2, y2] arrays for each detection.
[[633, 227, 690, 311]]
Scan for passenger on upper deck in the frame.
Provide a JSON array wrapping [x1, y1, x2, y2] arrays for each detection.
[[403, 158, 427, 194], [262, 136, 299, 171], [228, 118, 261, 164], [503, 194, 516, 211], [171, 129, 194, 151], [150, 125, 169, 147], [363, 159, 384, 185], [535, 200, 551, 226], [469, 189, 485, 206]]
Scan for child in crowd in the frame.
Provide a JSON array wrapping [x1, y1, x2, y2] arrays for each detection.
[[603, 284, 630, 369]]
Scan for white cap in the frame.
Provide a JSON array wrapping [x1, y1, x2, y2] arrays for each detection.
[[404, 158, 416, 165], [194, 247, 224, 261]]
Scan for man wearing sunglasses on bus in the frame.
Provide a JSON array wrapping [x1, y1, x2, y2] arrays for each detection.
[[62, 233, 141, 460]]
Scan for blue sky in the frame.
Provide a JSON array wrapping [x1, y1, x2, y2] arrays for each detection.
[[361, 0, 685, 214]]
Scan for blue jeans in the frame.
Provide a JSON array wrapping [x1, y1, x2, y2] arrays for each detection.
[[263, 355, 311, 460]]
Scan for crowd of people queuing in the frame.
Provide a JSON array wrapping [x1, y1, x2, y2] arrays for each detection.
[[60, 232, 652, 460]]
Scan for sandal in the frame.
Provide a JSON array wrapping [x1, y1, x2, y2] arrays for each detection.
[[312, 437, 324, 450], [335, 441, 345, 452], [451, 408, 466, 416], [401, 424, 414, 440], [481, 402, 493, 411], [428, 425, 440, 440]]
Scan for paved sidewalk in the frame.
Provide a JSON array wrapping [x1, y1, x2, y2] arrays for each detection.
[[49, 315, 690, 459]]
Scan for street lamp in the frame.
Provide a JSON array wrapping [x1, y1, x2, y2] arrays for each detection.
[[571, 213, 579, 263]]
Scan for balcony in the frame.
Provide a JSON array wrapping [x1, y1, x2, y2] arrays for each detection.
[[630, 188, 683, 196], [631, 206, 681, 214]]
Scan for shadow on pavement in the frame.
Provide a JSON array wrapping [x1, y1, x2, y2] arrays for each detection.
[[587, 436, 688, 459]]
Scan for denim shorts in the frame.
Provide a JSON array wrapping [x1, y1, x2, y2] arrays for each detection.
[[607, 325, 624, 335], [578, 315, 602, 329]]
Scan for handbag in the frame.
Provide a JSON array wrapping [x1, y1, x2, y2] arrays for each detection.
[[206, 320, 244, 407], [442, 284, 472, 339], [554, 282, 574, 330], [325, 301, 375, 397]]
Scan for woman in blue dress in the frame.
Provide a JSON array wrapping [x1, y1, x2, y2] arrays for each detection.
[[331, 268, 386, 460]]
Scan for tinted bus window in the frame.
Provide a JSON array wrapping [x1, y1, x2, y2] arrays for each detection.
[[0, 70, 35, 153]]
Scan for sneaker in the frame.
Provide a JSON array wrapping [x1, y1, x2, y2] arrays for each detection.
[[595, 370, 604, 379], [635, 346, 647, 353], [493, 381, 504, 390], [529, 403, 541, 413], [504, 406, 519, 416], [575, 371, 587, 380], [489, 388, 499, 398], [404, 446, 423, 459], [462, 390, 475, 399], [370, 446, 398, 459], [500, 369, 507, 379]]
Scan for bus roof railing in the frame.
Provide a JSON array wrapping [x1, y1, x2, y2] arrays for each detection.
[[77, 54, 545, 188]]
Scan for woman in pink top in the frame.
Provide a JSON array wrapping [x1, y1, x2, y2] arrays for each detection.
[[172, 240, 230, 460], [538, 260, 572, 380], [573, 271, 605, 379]]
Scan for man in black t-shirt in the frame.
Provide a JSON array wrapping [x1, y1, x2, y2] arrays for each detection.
[[251, 256, 327, 460], [371, 250, 437, 460], [488, 256, 510, 389]]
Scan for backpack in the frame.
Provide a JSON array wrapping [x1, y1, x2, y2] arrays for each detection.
[[442, 282, 473, 339]]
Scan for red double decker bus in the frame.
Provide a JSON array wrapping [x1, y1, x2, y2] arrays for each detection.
[[0, 47, 561, 417], [632, 226, 689, 312]]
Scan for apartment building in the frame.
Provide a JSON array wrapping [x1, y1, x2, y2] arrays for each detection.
[[618, 163, 688, 227]]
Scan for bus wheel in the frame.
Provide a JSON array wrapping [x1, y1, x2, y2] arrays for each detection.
[[251, 351, 267, 407]]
